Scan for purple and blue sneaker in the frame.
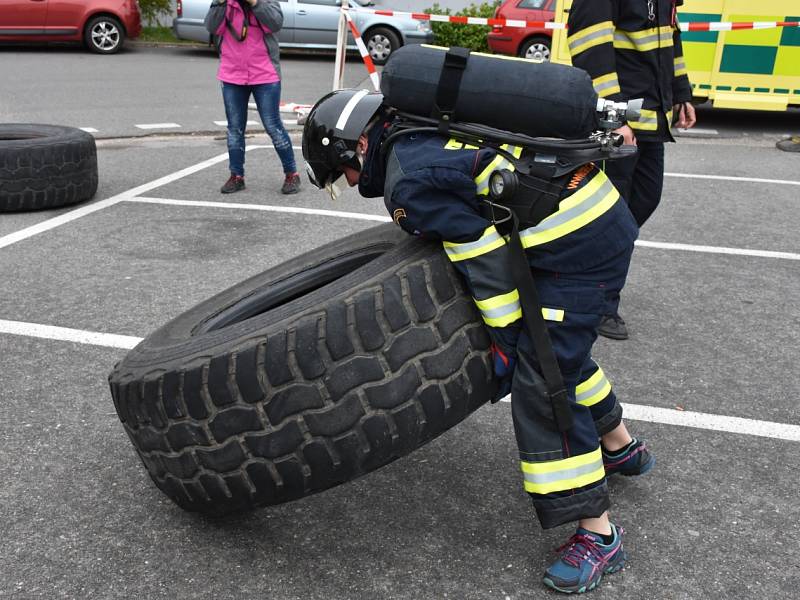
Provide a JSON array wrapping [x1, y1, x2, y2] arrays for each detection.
[[543, 524, 627, 594], [603, 437, 654, 477]]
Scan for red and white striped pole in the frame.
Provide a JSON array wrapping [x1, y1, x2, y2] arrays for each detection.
[[342, 9, 381, 92]]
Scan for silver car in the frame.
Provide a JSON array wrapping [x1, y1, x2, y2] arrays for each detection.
[[174, 0, 434, 65]]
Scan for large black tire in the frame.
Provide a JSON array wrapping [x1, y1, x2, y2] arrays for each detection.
[[0, 124, 98, 212], [109, 224, 497, 516]]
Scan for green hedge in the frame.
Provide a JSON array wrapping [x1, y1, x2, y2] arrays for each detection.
[[425, 1, 502, 53], [139, 0, 173, 25]]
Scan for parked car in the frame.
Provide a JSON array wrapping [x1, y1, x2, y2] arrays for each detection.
[[0, 0, 141, 54], [487, 0, 554, 62], [174, 0, 433, 65]]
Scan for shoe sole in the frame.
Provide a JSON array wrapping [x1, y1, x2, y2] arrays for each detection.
[[220, 186, 245, 194], [597, 328, 629, 340], [542, 554, 627, 594]]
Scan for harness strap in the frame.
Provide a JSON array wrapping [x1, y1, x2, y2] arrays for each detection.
[[506, 211, 574, 433], [433, 47, 471, 135]]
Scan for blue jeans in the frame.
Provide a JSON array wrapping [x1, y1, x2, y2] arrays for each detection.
[[222, 81, 296, 177]]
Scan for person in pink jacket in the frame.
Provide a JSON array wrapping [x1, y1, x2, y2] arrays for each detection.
[[205, 0, 300, 194]]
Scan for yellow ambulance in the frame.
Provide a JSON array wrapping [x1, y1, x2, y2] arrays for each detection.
[[551, 0, 800, 111]]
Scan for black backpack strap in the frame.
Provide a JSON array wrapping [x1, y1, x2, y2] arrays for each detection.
[[505, 211, 574, 432], [433, 47, 471, 135]]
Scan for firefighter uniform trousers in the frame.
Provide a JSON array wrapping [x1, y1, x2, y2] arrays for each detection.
[[376, 132, 639, 530]]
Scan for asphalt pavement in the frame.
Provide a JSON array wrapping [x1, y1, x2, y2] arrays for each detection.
[[1, 44, 800, 600]]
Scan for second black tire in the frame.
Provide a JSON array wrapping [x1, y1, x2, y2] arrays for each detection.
[[0, 124, 98, 212], [109, 224, 497, 516]]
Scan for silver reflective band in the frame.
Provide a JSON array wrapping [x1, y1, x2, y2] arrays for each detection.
[[520, 175, 616, 242], [480, 302, 521, 320], [522, 457, 604, 485], [576, 377, 608, 404], [444, 229, 502, 258], [568, 26, 614, 52], [335, 90, 370, 132]]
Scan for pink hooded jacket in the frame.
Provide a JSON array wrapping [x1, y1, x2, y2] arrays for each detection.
[[205, 0, 283, 85]]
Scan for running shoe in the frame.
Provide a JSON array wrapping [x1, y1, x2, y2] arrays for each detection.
[[603, 438, 654, 477], [543, 524, 627, 594]]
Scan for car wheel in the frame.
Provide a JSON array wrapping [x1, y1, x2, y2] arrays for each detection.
[[365, 27, 401, 66], [520, 36, 551, 62], [108, 224, 496, 516], [0, 124, 98, 212], [84, 15, 125, 54]]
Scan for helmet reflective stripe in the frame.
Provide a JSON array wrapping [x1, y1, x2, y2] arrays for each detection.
[[335, 89, 370, 132]]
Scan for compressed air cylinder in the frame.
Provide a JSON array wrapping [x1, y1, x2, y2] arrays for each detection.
[[380, 45, 600, 140]]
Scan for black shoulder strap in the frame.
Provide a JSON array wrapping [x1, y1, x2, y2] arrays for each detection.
[[506, 211, 574, 432], [433, 47, 471, 135]]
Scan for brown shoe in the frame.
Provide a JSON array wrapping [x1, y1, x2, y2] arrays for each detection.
[[221, 174, 245, 194], [281, 172, 301, 194]]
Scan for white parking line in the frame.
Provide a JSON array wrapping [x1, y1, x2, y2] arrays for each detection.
[[665, 172, 800, 186], [636, 240, 800, 261], [676, 127, 719, 135], [213, 120, 260, 127], [129, 196, 393, 222], [0, 314, 796, 443], [497, 396, 800, 443], [80, 127, 99, 133], [135, 123, 182, 130], [127, 195, 800, 262], [0, 319, 141, 350], [0, 149, 265, 250]]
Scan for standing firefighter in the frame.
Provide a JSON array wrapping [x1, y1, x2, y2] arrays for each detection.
[[302, 85, 654, 594], [567, 0, 696, 339]]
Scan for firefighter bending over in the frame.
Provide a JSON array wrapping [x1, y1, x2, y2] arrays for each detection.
[[302, 89, 654, 595]]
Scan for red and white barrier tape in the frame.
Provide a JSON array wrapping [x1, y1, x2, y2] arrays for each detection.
[[681, 20, 800, 31], [343, 10, 381, 91], [279, 102, 312, 114], [344, 6, 799, 32]]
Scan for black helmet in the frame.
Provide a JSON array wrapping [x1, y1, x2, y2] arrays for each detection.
[[302, 89, 384, 190]]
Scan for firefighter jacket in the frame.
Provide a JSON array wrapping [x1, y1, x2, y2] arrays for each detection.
[[567, 0, 693, 141], [358, 124, 639, 357]]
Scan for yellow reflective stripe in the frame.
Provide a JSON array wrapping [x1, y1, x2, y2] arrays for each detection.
[[674, 56, 687, 77], [541, 307, 564, 322], [474, 145, 522, 196], [444, 138, 478, 150], [592, 72, 621, 98], [520, 171, 619, 248], [568, 21, 614, 56], [473, 289, 522, 327], [576, 367, 612, 407], [630, 108, 659, 131], [521, 448, 605, 494], [443, 226, 505, 262], [613, 26, 674, 52]]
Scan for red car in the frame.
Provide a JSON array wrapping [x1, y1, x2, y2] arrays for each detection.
[[0, 0, 141, 54], [488, 0, 555, 62]]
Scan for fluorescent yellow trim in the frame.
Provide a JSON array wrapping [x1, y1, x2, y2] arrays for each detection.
[[443, 226, 506, 262], [576, 368, 612, 407], [568, 21, 614, 56], [541, 307, 565, 322], [474, 289, 519, 311], [474, 289, 522, 328], [521, 448, 605, 494]]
